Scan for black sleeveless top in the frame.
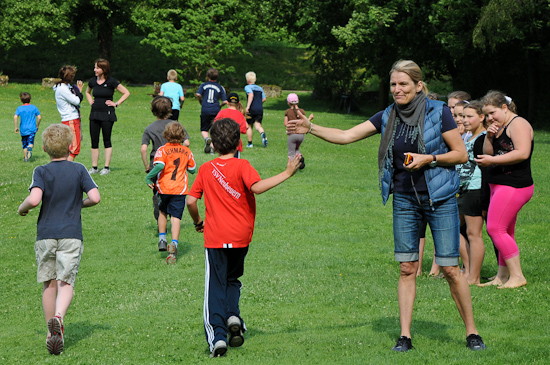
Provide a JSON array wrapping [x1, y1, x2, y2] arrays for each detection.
[[487, 119, 534, 188]]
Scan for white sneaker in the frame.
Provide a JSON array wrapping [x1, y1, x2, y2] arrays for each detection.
[[210, 340, 227, 357], [99, 168, 110, 175], [88, 167, 98, 174], [227, 316, 244, 347]]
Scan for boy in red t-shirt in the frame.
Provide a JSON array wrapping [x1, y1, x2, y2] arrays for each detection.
[[187, 118, 301, 357], [146, 121, 196, 263]]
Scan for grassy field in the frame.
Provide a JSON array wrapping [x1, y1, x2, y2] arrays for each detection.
[[1, 84, 549, 364]]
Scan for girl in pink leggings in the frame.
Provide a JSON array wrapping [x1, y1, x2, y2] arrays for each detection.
[[475, 90, 534, 289]]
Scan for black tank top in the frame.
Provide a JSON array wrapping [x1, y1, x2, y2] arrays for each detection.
[[488, 118, 534, 188]]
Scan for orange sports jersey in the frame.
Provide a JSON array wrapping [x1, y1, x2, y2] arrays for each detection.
[[153, 143, 196, 195], [214, 109, 248, 152], [188, 157, 261, 248]]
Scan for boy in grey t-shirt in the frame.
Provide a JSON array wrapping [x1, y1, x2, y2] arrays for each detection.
[[18, 124, 100, 355]]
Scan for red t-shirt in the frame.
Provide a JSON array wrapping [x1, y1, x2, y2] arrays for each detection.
[[153, 143, 196, 195], [214, 108, 248, 152], [188, 157, 261, 248]]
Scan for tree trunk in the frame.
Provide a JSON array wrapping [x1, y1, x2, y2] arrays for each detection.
[[526, 48, 537, 124], [97, 15, 113, 60]]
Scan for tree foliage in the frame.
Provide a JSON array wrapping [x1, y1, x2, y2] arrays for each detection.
[[132, 0, 258, 83]]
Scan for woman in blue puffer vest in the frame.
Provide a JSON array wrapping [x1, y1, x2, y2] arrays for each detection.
[[286, 60, 486, 352]]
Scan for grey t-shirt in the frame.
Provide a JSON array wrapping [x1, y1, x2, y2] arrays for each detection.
[[142, 119, 189, 166], [30, 160, 98, 241]]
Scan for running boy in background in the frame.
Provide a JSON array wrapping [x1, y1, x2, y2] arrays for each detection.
[[146, 121, 196, 263], [244, 71, 267, 148], [284, 93, 313, 169], [14, 92, 42, 162], [141, 97, 190, 226], [186, 118, 301, 357], [18, 124, 100, 355], [214, 93, 248, 158], [159, 69, 185, 121], [196, 68, 227, 153]]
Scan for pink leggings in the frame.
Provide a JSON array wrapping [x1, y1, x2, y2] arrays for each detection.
[[487, 184, 534, 266]]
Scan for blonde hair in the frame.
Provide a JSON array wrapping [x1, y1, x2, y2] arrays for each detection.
[[163, 121, 186, 143], [245, 71, 256, 84], [389, 60, 428, 95], [167, 69, 178, 81], [42, 124, 72, 158]]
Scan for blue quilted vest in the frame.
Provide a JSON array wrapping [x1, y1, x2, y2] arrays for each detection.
[[379, 98, 460, 205]]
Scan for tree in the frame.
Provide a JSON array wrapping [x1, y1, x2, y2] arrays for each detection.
[[0, 0, 74, 50], [131, 0, 258, 83]]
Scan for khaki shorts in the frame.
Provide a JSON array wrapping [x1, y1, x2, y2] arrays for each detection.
[[35, 239, 83, 286]]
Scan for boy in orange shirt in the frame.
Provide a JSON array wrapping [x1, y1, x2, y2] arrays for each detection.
[[187, 118, 301, 357], [146, 121, 196, 263]]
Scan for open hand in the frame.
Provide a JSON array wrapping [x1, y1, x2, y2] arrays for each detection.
[[286, 110, 311, 134]]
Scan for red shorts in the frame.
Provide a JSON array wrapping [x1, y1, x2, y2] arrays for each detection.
[[62, 119, 81, 157]]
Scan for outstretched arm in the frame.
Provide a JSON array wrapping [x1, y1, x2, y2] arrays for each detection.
[[286, 110, 378, 145], [251, 154, 301, 194]]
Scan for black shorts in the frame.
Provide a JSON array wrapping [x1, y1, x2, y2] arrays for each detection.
[[457, 189, 483, 217], [201, 113, 216, 132], [159, 194, 187, 219], [247, 112, 263, 124]]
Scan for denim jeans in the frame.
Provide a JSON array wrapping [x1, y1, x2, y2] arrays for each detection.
[[393, 192, 460, 266]]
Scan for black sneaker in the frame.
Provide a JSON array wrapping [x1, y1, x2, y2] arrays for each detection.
[[466, 334, 486, 350], [158, 239, 167, 251], [392, 336, 413, 352], [299, 156, 305, 170]]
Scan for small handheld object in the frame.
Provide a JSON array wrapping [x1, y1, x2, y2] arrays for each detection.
[[404, 153, 413, 166], [194, 221, 204, 232]]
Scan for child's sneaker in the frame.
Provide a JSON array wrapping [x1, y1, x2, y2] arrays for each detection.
[[158, 238, 167, 251], [227, 316, 244, 347], [88, 167, 98, 174], [99, 168, 110, 175], [262, 135, 268, 147], [166, 243, 177, 264], [246, 143, 253, 148], [210, 340, 227, 358], [47, 316, 64, 355], [204, 138, 212, 153]]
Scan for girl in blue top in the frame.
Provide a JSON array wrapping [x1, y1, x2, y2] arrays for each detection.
[[456, 101, 487, 285]]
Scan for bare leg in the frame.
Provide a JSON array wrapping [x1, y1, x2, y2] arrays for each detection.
[[459, 233, 470, 275], [429, 256, 440, 276], [465, 215, 485, 285], [42, 280, 57, 326], [498, 255, 527, 289], [55, 281, 74, 318], [104, 147, 112, 167], [441, 265, 478, 335], [158, 211, 168, 235], [201, 131, 210, 140], [91, 148, 100, 167], [478, 264, 509, 287], [254, 121, 265, 134], [417, 238, 425, 277], [398, 261, 418, 338], [170, 217, 181, 242], [246, 126, 253, 143]]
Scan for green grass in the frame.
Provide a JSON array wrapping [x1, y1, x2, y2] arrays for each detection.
[[1, 84, 549, 364]]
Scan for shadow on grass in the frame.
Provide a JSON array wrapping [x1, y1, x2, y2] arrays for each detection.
[[371, 316, 453, 342], [35, 321, 112, 350]]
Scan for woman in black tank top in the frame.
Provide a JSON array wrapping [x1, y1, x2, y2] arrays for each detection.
[[474, 91, 534, 289]]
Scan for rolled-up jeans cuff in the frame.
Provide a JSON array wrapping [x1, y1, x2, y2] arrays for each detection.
[[435, 256, 459, 267], [394, 252, 419, 262]]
